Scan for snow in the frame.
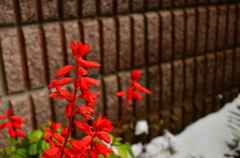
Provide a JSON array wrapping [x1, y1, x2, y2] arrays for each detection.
[[132, 94, 240, 158], [135, 120, 149, 135]]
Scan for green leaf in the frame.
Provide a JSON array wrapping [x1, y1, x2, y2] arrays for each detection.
[[107, 153, 118, 158], [41, 140, 50, 151], [0, 155, 7, 158], [4, 146, 17, 155], [116, 145, 128, 158], [28, 130, 43, 143], [98, 154, 104, 158], [115, 137, 122, 142], [16, 148, 28, 157], [9, 154, 22, 158], [4, 138, 19, 145], [123, 143, 135, 158], [20, 138, 29, 149], [113, 142, 122, 146], [29, 141, 42, 155]]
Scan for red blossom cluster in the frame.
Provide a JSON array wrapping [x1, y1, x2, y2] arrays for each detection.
[[42, 41, 114, 158], [115, 70, 151, 104], [0, 108, 26, 138]]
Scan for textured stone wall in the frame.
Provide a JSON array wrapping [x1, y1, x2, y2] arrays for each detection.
[[0, 0, 240, 147]]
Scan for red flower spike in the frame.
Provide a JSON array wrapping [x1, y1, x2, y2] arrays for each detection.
[[115, 91, 127, 97], [76, 57, 101, 68], [0, 123, 5, 129], [92, 141, 114, 157], [61, 127, 69, 137], [7, 108, 13, 116], [74, 120, 93, 135], [55, 65, 74, 78], [78, 68, 88, 76], [64, 103, 74, 118], [11, 116, 27, 123], [94, 116, 113, 133], [15, 131, 26, 137], [131, 70, 141, 82], [69, 40, 78, 57], [0, 115, 7, 119], [77, 42, 91, 57], [83, 77, 99, 86]]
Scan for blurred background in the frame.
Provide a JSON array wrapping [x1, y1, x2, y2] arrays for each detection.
[[0, 0, 239, 152]]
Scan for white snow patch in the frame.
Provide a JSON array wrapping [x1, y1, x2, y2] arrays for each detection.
[[135, 120, 149, 135], [132, 94, 240, 158]]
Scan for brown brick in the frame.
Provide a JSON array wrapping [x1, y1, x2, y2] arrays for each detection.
[[0, 1, 15, 25], [63, 21, 81, 78], [215, 51, 224, 92], [183, 104, 193, 127], [62, 0, 78, 19], [31, 91, 52, 128], [148, 66, 160, 113], [209, 0, 218, 3], [203, 97, 213, 116], [233, 47, 240, 86], [160, 11, 172, 61], [10, 96, 33, 134], [81, 0, 96, 17], [196, 8, 207, 55], [99, 0, 113, 15], [217, 6, 227, 50], [118, 72, 134, 123], [148, 114, 160, 139], [207, 7, 217, 52], [198, 0, 208, 4], [226, 5, 237, 48], [185, 9, 196, 57], [184, 58, 194, 101], [82, 20, 101, 76], [231, 88, 239, 101], [147, 0, 160, 10], [224, 90, 232, 103], [0, 83, 2, 97], [117, 0, 129, 14], [131, 0, 144, 12], [0, 101, 8, 154], [0, 29, 26, 94], [146, 13, 160, 64], [118, 16, 131, 70], [159, 111, 170, 134], [205, 53, 215, 95], [186, 0, 196, 6], [22, 26, 46, 89], [161, 63, 172, 108], [135, 69, 147, 119], [173, 61, 184, 105], [195, 55, 205, 99], [161, 0, 172, 8], [41, 0, 59, 21], [43, 24, 64, 81], [122, 124, 134, 143], [102, 18, 117, 73], [224, 49, 234, 89], [171, 107, 182, 134], [52, 96, 68, 127], [103, 75, 119, 126], [213, 94, 223, 112], [237, 5, 240, 45], [173, 10, 184, 59], [174, 0, 184, 7], [132, 14, 145, 67], [193, 100, 203, 121], [19, 0, 38, 23]]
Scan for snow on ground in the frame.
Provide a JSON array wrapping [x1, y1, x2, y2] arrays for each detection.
[[132, 94, 240, 158]]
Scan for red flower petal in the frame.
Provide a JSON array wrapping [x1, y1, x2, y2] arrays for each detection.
[[7, 108, 13, 116], [5, 121, 12, 129], [96, 132, 111, 143], [42, 147, 60, 157], [15, 131, 26, 137], [0, 115, 7, 119], [53, 133, 64, 142], [78, 42, 91, 57], [55, 65, 74, 78], [49, 90, 74, 100], [131, 70, 141, 82], [81, 135, 92, 146], [52, 78, 74, 86], [50, 123, 62, 131], [11, 116, 27, 123], [70, 139, 86, 150], [132, 91, 143, 100], [8, 128, 15, 138], [74, 120, 93, 135], [115, 91, 127, 97], [78, 68, 88, 76], [134, 82, 151, 94], [76, 58, 101, 68], [92, 141, 114, 157], [76, 105, 94, 120], [94, 116, 113, 133], [43, 127, 51, 132], [69, 40, 78, 57], [12, 122, 22, 130], [45, 132, 52, 139], [64, 103, 74, 118], [0, 123, 6, 129], [82, 77, 99, 86]]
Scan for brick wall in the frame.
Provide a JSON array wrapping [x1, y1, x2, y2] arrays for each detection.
[[0, 0, 240, 147]]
